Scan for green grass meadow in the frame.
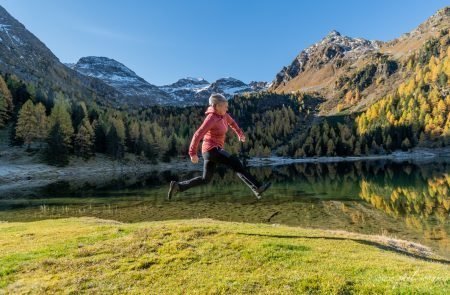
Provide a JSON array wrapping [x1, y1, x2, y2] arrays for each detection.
[[0, 217, 449, 294]]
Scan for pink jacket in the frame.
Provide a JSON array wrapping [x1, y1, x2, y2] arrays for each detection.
[[189, 106, 245, 157]]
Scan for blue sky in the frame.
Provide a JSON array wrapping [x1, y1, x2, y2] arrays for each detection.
[[0, 0, 448, 85]]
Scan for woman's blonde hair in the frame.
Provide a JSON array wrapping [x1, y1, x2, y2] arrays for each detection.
[[209, 93, 227, 106]]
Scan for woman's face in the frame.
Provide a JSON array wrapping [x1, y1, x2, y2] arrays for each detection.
[[215, 102, 228, 115]]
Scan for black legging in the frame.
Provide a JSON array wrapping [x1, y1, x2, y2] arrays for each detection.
[[178, 147, 262, 192]]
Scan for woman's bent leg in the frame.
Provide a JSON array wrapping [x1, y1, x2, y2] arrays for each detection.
[[213, 148, 262, 188], [178, 159, 216, 192]]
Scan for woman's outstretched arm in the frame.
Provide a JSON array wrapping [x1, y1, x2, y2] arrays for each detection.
[[225, 113, 245, 141]]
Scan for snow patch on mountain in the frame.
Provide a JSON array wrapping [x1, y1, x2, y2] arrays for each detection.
[[70, 56, 268, 106], [70, 56, 173, 106], [159, 77, 268, 105]]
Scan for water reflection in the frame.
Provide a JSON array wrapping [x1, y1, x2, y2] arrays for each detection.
[[0, 160, 449, 257]]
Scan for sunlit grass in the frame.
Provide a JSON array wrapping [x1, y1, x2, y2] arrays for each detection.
[[0, 217, 449, 294]]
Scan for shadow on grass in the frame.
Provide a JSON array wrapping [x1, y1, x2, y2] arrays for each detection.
[[237, 232, 450, 265]]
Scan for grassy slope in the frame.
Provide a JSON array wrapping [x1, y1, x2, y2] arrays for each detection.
[[0, 218, 449, 294]]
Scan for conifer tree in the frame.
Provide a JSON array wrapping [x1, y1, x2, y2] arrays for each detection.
[[0, 95, 8, 127], [48, 99, 74, 147], [106, 118, 125, 160], [45, 99, 74, 165], [401, 138, 411, 151], [0, 76, 13, 127], [93, 119, 107, 153], [46, 122, 70, 166], [71, 101, 88, 132], [74, 118, 95, 159], [15, 100, 47, 149], [326, 139, 335, 156], [126, 120, 140, 153], [15, 100, 36, 148]]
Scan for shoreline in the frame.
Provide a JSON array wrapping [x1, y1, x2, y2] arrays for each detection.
[[2, 146, 450, 197], [0, 147, 202, 197], [247, 147, 450, 166]]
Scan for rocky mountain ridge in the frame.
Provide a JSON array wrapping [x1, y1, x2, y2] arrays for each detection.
[[69, 57, 268, 106]]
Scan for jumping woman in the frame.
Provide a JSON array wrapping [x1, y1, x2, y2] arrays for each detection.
[[167, 93, 271, 200]]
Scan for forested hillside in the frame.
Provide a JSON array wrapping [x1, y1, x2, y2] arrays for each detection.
[[1, 8, 449, 165]]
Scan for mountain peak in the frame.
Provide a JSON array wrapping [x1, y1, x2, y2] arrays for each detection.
[[318, 30, 377, 47], [185, 77, 207, 82], [162, 77, 210, 89], [271, 30, 382, 90], [435, 6, 450, 18], [393, 6, 450, 48], [159, 76, 267, 105], [326, 30, 341, 38], [422, 6, 450, 29], [75, 56, 137, 77], [72, 55, 173, 105], [216, 77, 241, 83]]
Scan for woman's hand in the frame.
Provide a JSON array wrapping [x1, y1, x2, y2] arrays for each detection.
[[191, 155, 199, 163], [239, 135, 246, 142]]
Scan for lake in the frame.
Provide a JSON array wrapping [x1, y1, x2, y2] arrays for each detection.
[[1, 160, 449, 258]]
